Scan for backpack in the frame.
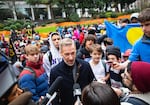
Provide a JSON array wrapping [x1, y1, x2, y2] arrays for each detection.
[[48, 51, 52, 65], [101, 60, 111, 85], [23, 66, 36, 77]]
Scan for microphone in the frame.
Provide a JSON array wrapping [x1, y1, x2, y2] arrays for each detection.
[[73, 83, 82, 105], [40, 76, 63, 105], [73, 83, 81, 96]]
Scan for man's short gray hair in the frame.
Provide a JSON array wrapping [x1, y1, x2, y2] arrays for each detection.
[[59, 38, 76, 52]]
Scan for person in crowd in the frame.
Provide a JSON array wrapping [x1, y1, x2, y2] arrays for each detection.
[[18, 44, 49, 102], [77, 35, 96, 62], [122, 49, 131, 62], [79, 29, 85, 44], [106, 45, 124, 88], [130, 13, 139, 23], [88, 26, 96, 36], [50, 38, 95, 105], [103, 37, 113, 47], [119, 18, 130, 27], [89, 44, 110, 84], [40, 45, 49, 56], [43, 32, 62, 80], [114, 8, 150, 70], [73, 27, 80, 40], [81, 81, 121, 105], [102, 37, 114, 57], [120, 61, 150, 105]]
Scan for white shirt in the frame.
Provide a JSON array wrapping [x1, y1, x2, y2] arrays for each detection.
[[89, 60, 106, 81]]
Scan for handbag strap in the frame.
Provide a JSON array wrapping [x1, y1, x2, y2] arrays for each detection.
[[72, 62, 80, 83]]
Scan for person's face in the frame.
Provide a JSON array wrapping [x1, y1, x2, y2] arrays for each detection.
[[131, 18, 138, 23], [141, 21, 150, 37], [107, 55, 119, 62], [121, 68, 134, 91], [90, 50, 102, 64], [121, 68, 139, 92], [52, 35, 61, 49], [26, 53, 39, 63], [85, 40, 94, 50], [107, 55, 120, 67], [61, 44, 76, 66]]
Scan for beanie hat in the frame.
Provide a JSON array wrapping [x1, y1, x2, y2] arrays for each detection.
[[106, 45, 121, 58], [131, 61, 150, 93]]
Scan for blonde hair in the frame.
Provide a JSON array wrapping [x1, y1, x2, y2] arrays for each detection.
[[25, 44, 39, 55], [59, 38, 76, 52]]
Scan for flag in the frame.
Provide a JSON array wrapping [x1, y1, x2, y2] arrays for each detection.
[[9, 38, 17, 64], [104, 20, 143, 53]]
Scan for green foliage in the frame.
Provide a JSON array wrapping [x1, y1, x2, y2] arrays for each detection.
[[46, 21, 52, 24], [3, 26, 10, 31], [110, 12, 118, 18], [10, 25, 17, 30], [105, 12, 112, 18], [88, 9, 97, 16], [15, 23, 22, 30], [99, 12, 119, 18], [4, 19, 14, 26], [124, 9, 140, 14], [55, 18, 66, 23], [2, 19, 32, 31], [15, 20, 24, 25], [0, 23, 4, 29], [99, 12, 107, 18], [41, 23, 46, 27], [23, 22, 32, 28], [68, 12, 80, 22]]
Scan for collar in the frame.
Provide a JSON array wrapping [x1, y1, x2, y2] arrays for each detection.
[[142, 35, 150, 44]]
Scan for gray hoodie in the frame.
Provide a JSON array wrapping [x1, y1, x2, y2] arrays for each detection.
[[43, 34, 62, 79]]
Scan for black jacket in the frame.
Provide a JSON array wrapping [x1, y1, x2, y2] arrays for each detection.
[[76, 47, 91, 60], [50, 58, 95, 105]]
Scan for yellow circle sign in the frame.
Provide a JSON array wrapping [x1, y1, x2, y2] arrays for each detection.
[[126, 27, 143, 45]]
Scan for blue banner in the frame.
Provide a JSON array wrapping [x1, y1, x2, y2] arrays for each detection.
[[104, 20, 143, 53]]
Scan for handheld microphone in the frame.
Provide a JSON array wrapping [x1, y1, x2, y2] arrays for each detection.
[[73, 83, 82, 105], [73, 83, 81, 96], [41, 76, 63, 105]]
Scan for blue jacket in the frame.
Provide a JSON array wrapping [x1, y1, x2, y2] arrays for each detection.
[[129, 35, 150, 62], [18, 73, 49, 102]]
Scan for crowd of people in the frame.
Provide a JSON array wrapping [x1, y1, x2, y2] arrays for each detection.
[[0, 8, 150, 105]]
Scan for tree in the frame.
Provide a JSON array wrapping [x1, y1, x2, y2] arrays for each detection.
[[113, 0, 136, 11], [53, 0, 76, 18], [0, 0, 17, 20]]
